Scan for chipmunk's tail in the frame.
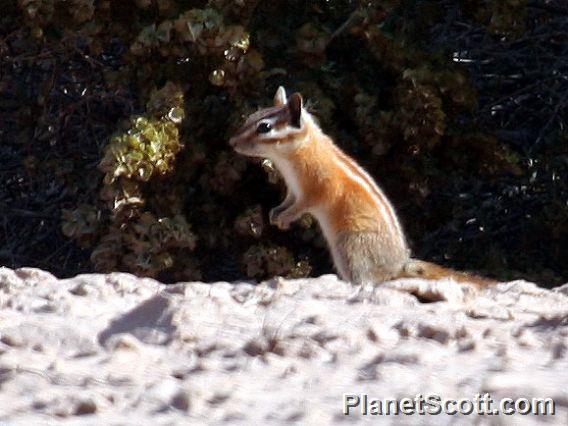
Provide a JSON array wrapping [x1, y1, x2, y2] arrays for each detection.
[[398, 259, 496, 288]]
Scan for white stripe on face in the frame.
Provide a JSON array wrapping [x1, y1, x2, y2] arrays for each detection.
[[255, 117, 306, 144]]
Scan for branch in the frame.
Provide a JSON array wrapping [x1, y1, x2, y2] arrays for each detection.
[[527, 1, 568, 15]]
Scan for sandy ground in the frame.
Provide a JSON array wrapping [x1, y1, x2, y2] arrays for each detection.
[[0, 267, 567, 425]]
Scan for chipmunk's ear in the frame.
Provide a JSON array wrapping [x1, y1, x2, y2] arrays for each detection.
[[274, 86, 287, 106], [288, 92, 302, 128]]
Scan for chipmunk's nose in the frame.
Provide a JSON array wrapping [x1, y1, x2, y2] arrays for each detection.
[[229, 136, 238, 147]]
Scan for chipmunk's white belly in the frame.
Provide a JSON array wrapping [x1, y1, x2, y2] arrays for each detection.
[[271, 159, 343, 274], [272, 156, 303, 199], [310, 208, 351, 280]]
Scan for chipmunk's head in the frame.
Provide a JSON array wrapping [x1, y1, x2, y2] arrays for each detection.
[[229, 87, 308, 158]]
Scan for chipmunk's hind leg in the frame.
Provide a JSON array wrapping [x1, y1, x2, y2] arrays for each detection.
[[336, 231, 409, 286]]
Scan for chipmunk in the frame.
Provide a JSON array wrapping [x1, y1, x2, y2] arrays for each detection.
[[229, 87, 494, 288]]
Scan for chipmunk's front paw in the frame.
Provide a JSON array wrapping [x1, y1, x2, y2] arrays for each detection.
[[269, 207, 290, 230], [268, 206, 282, 225]]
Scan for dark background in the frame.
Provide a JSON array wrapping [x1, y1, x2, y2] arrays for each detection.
[[1, 0, 566, 287]]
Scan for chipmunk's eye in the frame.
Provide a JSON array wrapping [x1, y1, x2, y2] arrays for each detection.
[[257, 122, 272, 134]]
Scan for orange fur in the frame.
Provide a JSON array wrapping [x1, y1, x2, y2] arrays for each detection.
[[400, 259, 496, 288], [229, 87, 495, 288]]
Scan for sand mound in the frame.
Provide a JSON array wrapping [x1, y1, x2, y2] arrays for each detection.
[[0, 267, 566, 424]]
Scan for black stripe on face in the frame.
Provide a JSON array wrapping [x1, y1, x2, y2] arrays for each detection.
[[245, 106, 286, 124], [235, 107, 289, 138], [256, 123, 308, 145]]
